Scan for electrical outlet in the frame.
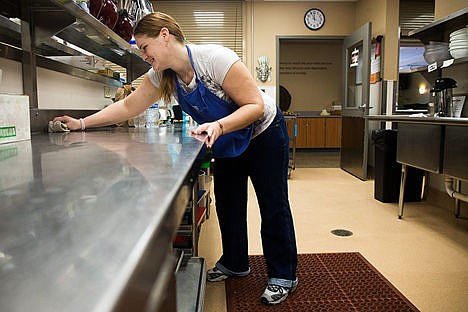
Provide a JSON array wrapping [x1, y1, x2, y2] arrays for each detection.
[[103, 86, 111, 98]]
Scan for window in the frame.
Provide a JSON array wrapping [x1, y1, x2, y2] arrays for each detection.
[[127, 1, 244, 88]]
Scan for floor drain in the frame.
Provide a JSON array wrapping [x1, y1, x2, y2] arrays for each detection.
[[331, 229, 353, 237]]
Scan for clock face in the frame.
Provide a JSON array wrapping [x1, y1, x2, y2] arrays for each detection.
[[304, 8, 325, 31]]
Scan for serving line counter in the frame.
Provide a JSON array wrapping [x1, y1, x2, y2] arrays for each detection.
[[367, 115, 468, 218], [0, 126, 207, 312]]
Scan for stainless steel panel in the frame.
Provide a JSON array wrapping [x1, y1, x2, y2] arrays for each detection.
[[341, 22, 372, 180], [0, 127, 204, 312], [444, 125, 468, 181], [396, 123, 444, 173], [340, 116, 367, 179], [176, 257, 206, 312], [367, 115, 468, 126]]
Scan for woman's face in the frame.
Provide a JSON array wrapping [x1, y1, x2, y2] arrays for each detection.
[[135, 32, 169, 72]]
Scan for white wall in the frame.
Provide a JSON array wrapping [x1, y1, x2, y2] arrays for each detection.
[[0, 57, 23, 94], [37, 67, 115, 110]]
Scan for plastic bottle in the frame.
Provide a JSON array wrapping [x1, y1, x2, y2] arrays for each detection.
[[129, 37, 138, 48], [145, 104, 159, 128]]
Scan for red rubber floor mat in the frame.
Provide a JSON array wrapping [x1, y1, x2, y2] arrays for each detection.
[[225, 252, 419, 312]]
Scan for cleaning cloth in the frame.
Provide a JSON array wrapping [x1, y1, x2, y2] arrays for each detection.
[[48, 120, 70, 133]]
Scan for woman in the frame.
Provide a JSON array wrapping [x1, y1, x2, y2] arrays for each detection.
[[54, 12, 298, 305]]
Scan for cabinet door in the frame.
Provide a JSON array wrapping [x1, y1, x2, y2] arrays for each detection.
[[325, 118, 342, 148], [296, 118, 309, 148], [306, 118, 325, 148], [285, 118, 295, 148]]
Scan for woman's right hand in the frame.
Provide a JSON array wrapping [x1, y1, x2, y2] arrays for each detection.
[[53, 115, 82, 131]]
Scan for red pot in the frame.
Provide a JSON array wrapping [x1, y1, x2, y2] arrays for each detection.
[[114, 10, 135, 42], [98, 0, 119, 30], [89, 0, 104, 18]]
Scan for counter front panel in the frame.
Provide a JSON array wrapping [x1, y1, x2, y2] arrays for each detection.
[[0, 126, 205, 312]]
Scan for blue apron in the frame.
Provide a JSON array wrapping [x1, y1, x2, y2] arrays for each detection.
[[175, 46, 253, 158]]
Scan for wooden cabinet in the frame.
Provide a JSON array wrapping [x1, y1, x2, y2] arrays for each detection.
[[295, 117, 341, 148], [297, 118, 325, 148], [325, 117, 342, 148]]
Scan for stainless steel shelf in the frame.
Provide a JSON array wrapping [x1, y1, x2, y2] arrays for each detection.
[[48, 0, 150, 80], [0, 41, 122, 88], [0, 0, 150, 81], [0, 13, 21, 47], [366, 114, 468, 126], [176, 257, 206, 312], [37, 55, 123, 87], [399, 56, 468, 74], [408, 7, 468, 43]]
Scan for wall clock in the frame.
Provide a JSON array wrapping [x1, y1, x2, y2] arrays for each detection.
[[304, 8, 325, 31]]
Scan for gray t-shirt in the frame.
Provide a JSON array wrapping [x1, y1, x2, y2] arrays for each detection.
[[146, 44, 276, 138]]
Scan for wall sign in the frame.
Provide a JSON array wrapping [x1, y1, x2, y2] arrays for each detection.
[[350, 48, 359, 68]]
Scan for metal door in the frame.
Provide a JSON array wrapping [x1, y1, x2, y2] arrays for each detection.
[[340, 22, 372, 180]]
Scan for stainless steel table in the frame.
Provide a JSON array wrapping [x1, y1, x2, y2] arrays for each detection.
[[0, 126, 205, 312], [366, 115, 468, 218]]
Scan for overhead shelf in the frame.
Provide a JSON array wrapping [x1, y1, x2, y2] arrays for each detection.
[[0, 41, 122, 88], [402, 8, 468, 74], [0, 0, 150, 81], [408, 7, 468, 43], [399, 56, 468, 74], [48, 0, 150, 80]]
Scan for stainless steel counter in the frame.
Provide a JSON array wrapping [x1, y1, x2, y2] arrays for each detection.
[[365, 115, 467, 218], [366, 114, 468, 126], [294, 111, 342, 118], [0, 126, 206, 312]]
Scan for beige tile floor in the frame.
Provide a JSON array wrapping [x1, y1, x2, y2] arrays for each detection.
[[199, 167, 468, 312]]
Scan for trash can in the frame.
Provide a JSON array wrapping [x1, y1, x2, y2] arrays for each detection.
[[372, 129, 424, 203]]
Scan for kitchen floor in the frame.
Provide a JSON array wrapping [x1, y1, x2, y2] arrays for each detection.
[[198, 151, 468, 312]]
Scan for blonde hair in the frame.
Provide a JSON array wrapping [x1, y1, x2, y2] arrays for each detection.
[[134, 12, 186, 103]]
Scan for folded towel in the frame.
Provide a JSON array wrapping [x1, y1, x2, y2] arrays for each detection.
[[48, 120, 70, 132]]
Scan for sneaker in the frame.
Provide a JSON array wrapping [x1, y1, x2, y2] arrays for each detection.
[[207, 267, 230, 282], [260, 280, 298, 305]]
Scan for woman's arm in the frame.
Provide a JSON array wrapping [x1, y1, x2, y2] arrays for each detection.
[[54, 75, 160, 130], [192, 60, 264, 147]]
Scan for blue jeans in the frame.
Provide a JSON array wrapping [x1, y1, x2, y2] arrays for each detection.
[[213, 109, 298, 287]]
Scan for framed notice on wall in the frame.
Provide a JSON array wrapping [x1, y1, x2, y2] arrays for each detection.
[[370, 43, 381, 84]]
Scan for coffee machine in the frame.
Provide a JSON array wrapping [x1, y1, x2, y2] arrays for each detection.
[[431, 78, 457, 117]]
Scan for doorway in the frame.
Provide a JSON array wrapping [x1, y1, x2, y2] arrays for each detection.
[[276, 37, 344, 113], [276, 37, 344, 169]]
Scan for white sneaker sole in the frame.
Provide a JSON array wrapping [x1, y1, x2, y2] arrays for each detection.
[[260, 283, 298, 305]]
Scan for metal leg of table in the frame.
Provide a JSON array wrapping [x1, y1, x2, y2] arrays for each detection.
[[455, 179, 461, 218], [398, 164, 408, 219]]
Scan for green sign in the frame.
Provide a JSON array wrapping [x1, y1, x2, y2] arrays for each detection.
[[0, 126, 16, 138]]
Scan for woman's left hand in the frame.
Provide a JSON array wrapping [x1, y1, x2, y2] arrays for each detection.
[[191, 121, 223, 148]]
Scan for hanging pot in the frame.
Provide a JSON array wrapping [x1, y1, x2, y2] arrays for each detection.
[[114, 9, 134, 42], [98, 0, 119, 30], [89, 0, 104, 18]]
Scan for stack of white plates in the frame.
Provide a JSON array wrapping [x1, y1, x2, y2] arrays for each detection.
[[449, 26, 468, 59], [423, 41, 451, 63]]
